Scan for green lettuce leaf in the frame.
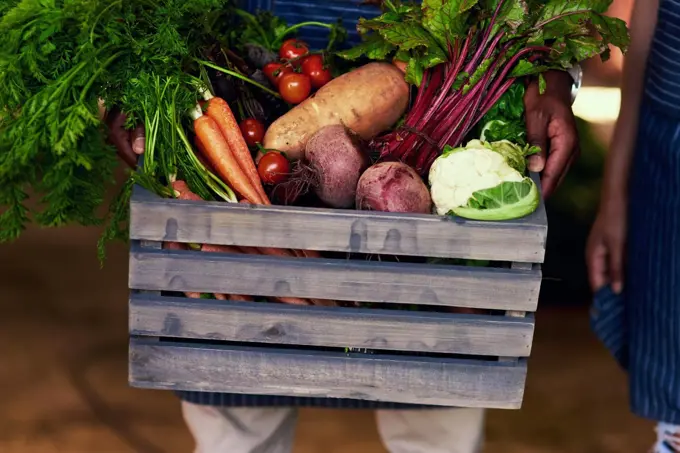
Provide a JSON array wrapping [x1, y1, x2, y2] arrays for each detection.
[[475, 82, 527, 144]]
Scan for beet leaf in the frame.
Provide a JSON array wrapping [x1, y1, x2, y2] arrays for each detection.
[[338, 0, 630, 176]]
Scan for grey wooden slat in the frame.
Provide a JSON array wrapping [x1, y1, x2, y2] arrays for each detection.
[[139, 240, 162, 297], [129, 338, 528, 408], [128, 245, 541, 311], [130, 186, 547, 263], [129, 294, 535, 357]]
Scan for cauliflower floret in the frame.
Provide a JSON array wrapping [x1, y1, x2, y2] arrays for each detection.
[[429, 147, 523, 216]]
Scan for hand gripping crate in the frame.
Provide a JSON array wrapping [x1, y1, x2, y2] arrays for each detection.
[[128, 179, 546, 409]]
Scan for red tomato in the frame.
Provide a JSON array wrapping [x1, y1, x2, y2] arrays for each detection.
[[263, 62, 293, 87], [239, 118, 265, 147], [278, 73, 312, 104], [279, 39, 309, 63], [301, 55, 333, 89], [258, 152, 291, 185]]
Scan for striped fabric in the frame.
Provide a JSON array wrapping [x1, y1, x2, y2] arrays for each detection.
[[590, 286, 628, 370], [593, 92, 680, 424], [645, 0, 680, 118], [239, 0, 380, 49]]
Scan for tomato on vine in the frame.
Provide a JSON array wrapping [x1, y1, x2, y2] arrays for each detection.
[[301, 54, 332, 89], [239, 118, 265, 147], [279, 39, 309, 63], [263, 62, 293, 87], [278, 73, 312, 105], [258, 151, 290, 185]]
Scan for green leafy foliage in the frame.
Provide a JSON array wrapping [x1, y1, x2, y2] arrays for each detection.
[[0, 0, 236, 249], [340, 0, 629, 86], [475, 82, 526, 144], [231, 9, 289, 51], [231, 9, 347, 54]]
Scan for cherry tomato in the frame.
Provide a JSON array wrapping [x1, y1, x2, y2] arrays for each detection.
[[239, 118, 265, 147], [301, 54, 333, 89], [263, 62, 293, 87], [258, 152, 291, 185], [278, 73, 312, 104], [279, 39, 309, 63]]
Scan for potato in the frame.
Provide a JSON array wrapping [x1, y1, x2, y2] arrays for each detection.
[[262, 62, 409, 161]]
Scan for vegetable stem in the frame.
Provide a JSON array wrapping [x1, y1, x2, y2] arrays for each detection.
[[78, 51, 124, 102], [196, 59, 282, 98], [89, 0, 123, 44], [272, 21, 335, 48], [175, 123, 237, 203]]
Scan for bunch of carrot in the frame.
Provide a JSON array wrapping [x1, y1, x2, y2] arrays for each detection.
[[190, 94, 317, 261], [191, 92, 268, 205]]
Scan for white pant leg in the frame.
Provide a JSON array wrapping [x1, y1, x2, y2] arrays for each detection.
[[181, 402, 298, 453], [375, 408, 486, 453], [652, 422, 680, 452]]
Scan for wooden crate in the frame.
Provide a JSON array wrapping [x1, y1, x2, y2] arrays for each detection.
[[128, 182, 547, 409]]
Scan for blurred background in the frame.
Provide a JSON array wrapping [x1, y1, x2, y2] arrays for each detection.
[[0, 0, 648, 452]]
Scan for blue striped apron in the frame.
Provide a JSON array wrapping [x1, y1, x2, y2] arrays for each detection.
[[177, 0, 432, 409], [592, 0, 680, 424]]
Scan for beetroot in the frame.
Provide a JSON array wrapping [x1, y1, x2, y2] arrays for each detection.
[[356, 162, 432, 213], [304, 125, 370, 208]]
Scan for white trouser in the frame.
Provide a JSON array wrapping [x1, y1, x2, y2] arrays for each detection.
[[182, 402, 485, 453], [653, 423, 680, 453]]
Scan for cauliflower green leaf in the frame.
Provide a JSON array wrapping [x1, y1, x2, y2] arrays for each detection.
[[429, 139, 540, 221], [450, 178, 539, 221]]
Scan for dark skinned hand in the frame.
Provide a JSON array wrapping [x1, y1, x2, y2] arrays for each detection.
[[524, 70, 580, 198], [104, 107, 145, 168]]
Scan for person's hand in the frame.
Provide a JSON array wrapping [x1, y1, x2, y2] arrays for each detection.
[[524, 70, 579, 198], [586, 196, 627, 294], [104, 108, 145, 167]]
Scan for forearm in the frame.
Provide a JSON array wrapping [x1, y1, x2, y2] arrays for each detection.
[[603, 0, 659, 203]]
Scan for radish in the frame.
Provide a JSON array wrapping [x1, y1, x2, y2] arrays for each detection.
[[356, 162, 432, 214]]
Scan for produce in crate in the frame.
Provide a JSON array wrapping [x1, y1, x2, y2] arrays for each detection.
[[261, 62, 410, 161], [339, 0, 630, 176], [356, 162, 432, 214], [429, 139, 540, 220], [0, 0, 630, 252], [282, 125, 371, 208]]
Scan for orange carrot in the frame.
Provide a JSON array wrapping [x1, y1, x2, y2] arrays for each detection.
[[201, 244, 242, 254], [194, 137, 219, 174], [190, 106, 263, 204], [258, 247, 296, 257], [310, 298, 337, 307], [204, 96, 270, 205], [229, 294, 255, 302], [172, 180, 203, 201], [275, 297, 311, 305], [237, 245, 295, 258]]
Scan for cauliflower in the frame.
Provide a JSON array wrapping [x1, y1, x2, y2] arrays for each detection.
[[428, 140, 540, 221]]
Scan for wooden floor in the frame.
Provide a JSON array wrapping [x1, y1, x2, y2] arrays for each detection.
[[0, 223, 653, 453]]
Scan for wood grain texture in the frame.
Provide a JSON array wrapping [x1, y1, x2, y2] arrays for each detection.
[[129, 338, 528, 408], [129, 293, 535, 357], [128, 245, 541, 310], [130, 186, 547, 263]]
